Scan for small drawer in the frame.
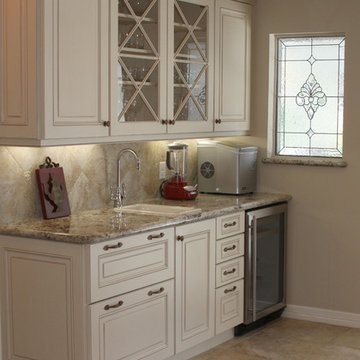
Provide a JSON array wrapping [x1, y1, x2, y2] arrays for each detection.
[[216, 234, 244, 264], [216, 212, 245, 239], [216, 257, 244, 288], [215, 279, 244, 335], [87, 227, 174, 303]]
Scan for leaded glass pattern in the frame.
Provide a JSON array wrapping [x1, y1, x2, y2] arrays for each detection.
[[276, 36, 345, 157]]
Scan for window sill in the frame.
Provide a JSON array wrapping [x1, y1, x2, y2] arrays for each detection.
[[262, 157, 347, 167]]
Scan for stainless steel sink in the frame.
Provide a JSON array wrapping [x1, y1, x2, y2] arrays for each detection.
[[120, 203, 201, 217]]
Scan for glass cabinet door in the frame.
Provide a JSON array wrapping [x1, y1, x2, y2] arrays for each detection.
[[168, 0, 214, 133], [111, 0, 167, 135]]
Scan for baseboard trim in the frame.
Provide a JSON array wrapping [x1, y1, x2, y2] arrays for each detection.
[[283, 304, 360, 328]]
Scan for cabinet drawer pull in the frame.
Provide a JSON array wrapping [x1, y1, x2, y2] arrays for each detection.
[[223, 245, 236, 252], [148, 287, 165, 296], [147, 232, 165, 240], [224, 286, 237, 294], [215, 118, 222, 124], [177, 235, 184, 242], [224, 221, 237, 228], [104, 300, 123, 310], [223, 268, 236, 276], [102, 120, 110, 127], [103, 242, 123, 251]]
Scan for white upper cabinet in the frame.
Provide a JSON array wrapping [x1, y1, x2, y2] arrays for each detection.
[[167, 0, 214, 134], [0, 0, 251, 146], [214, 0, 251, 132], [0, 0, 38, 140], [0, 0, 109, 146], [43, 0, 110, 139], [111, 0, 215, 137], [110, 0, 168, 136]]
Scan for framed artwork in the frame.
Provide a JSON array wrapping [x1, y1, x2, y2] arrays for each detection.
[[35, 157, 71, 219]]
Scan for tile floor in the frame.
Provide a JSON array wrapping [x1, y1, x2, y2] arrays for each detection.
[[190, 318, 360, 359]]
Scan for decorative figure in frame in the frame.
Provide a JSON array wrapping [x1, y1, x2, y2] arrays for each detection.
[[36, 157, 71, 219]]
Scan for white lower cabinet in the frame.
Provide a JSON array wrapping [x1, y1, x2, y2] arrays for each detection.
[[175, 219, 216, 353], [89, 279, 174, 360], [0, 236, 87, 360], [0, 212, 246, 360]]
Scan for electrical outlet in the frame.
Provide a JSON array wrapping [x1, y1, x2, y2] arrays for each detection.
[[159, 161, 166, 179]]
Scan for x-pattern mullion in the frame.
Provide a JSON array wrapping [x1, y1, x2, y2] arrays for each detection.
[[118, 57, 160, 121], [120, 0, 159, 58], [174, 1, 207, 62], [174, 62, 207, 120]]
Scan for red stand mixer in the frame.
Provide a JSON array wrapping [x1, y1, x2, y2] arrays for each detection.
[[161, 143, 198, 200]]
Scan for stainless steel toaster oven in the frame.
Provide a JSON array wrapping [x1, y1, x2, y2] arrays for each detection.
[[197, 140, 257, 195]]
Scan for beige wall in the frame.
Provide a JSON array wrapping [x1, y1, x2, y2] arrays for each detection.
[[0, 140, 198, 224], [251, 0, 360, 314]]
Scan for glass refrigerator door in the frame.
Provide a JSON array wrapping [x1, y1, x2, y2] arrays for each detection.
[[246, 204, 287, 323]]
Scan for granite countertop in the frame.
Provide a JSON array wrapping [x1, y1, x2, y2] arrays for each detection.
[[0, 193, 291, 244]]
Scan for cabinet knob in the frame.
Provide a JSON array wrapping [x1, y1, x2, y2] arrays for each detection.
[[103, 242, 123, 251], [102, 120, 111, 127], [215, 119, 222, 124], [161, 119, 168, 125], [224, 286, 237, 294], [168, 120, 175, 125], [224, 221, 237, 228], [104, 300, 123, 310], [177, 235, 184, 242], [223, 268, 236, 276], [148, 287, 165, 296], [147, 232, 165, 240], [223, 245, 236, 252]]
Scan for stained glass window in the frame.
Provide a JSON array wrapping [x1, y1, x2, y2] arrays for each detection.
[[276, 36, 345, 158]]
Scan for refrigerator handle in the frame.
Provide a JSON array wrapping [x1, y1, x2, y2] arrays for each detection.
[[252, 216, 257, 322]]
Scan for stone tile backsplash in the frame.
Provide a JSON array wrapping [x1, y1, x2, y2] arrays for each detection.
[[0, 140, 198, 224]]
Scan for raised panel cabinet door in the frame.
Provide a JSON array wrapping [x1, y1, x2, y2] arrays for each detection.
[[0, 0, 38, 139], [0, 236, 87, 360], [215, 279, 244, 334], [89, 280, 174, 360], [110, 0, 167, 137], [214, 0, 251, 132], [167, 0, 215, 134], [42, 0, 109, 139], [175, 218, 216, 352]]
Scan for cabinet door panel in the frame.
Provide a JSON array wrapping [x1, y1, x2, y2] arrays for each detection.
[[43, 0, 109, 138], [214, 0, 251, 132], [175, 218, 215, 352], [90, 280, 174, 360], [168, 0, 214, 134], [0, 237, 86, 360], [110, 0, 167, 136], [216, 279, 244, 334], [0, 0, 37, 138]]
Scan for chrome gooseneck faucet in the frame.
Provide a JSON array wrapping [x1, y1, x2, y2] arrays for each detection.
[[112, 148, 140, 211]]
